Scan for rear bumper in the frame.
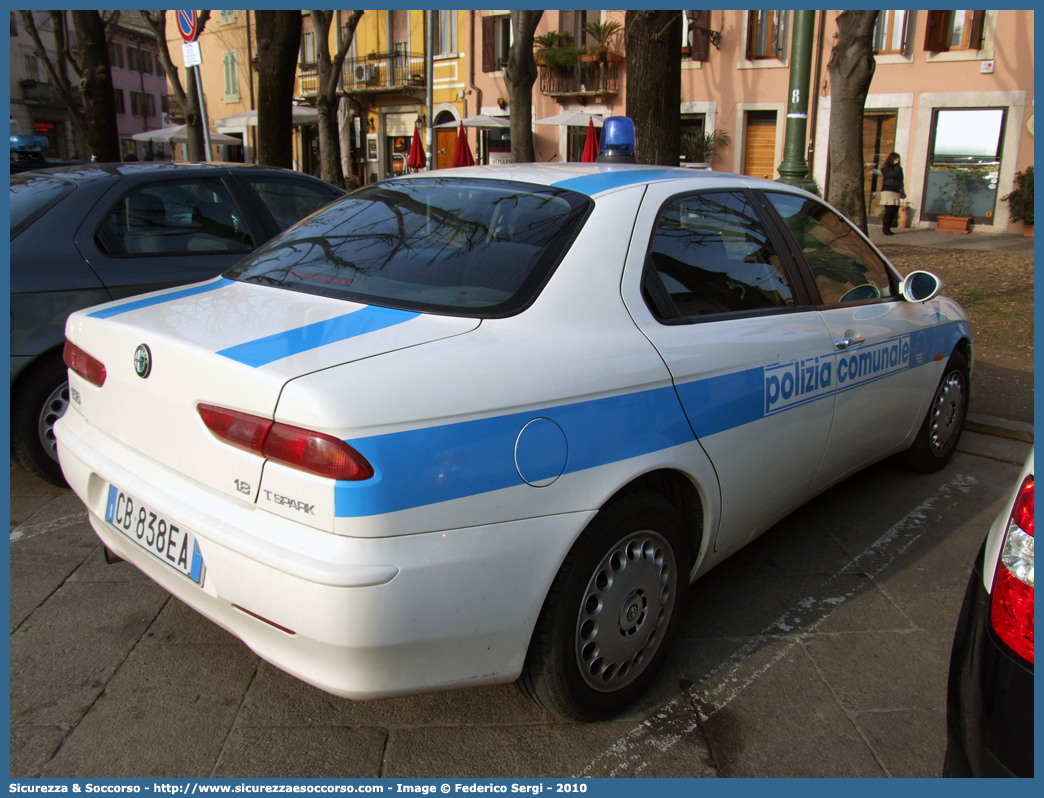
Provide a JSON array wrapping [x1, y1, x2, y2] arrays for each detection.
[[55, 409, 593, 700], [945, 543, 1034, 777]]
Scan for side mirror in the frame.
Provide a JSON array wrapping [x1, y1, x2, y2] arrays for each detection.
[[900, 270, 943, 303]]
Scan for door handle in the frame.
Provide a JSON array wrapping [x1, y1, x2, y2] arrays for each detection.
[[835, 335, 865, 350]]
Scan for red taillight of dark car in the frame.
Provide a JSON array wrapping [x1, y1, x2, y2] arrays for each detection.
[[990, 476, 1034, 664], [197, 404, 373, 481], [63, 340, 106, 387]]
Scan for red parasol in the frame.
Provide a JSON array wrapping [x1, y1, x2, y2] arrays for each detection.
[[581, 118, 599, 163], [451, 123, 475, 167], [406, 124, 426, 170]]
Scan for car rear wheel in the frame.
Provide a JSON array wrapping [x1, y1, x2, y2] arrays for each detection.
[[518, 491, 689, 721], [898, 350, 969, 474], [12, 354, 70, 487]]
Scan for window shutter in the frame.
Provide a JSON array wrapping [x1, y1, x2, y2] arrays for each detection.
[[774, 11, 786, 59], [745, 10, 756, 59], [691, 10, 710, 62], [924, 10, 951, 52], [968, 10, 986, 50], [482, 16, 495, 72], [899, 11, 910, 53]]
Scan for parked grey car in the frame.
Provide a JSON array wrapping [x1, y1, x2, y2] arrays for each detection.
[[11, 162, 345, 484]]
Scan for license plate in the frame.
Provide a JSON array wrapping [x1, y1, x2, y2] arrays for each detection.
[[104, 485, 205, 585]]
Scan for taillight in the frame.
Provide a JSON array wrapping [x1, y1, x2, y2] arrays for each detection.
[[198, 404, 272, 454], [63, 340, 106, 387], [197, 404, 373, 481], [990, 476, 1034, 664]]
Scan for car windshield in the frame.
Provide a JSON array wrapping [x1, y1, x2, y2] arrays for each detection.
[[225, 177, 592, 317], [10, 173, 76, 236]]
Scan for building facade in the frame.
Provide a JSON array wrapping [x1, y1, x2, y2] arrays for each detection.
[[10, 11, 83, 159], [110, 13, 168, 161], [469, 9, 1035, 233]]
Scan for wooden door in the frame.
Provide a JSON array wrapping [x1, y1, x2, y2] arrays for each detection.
[[742, 111, 777, 179], [436, 129, 456, 169]]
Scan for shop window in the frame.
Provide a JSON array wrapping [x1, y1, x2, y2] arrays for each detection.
[[482, 14, 511, 72], [923, 107, 1005, 224], [924, 10, 986, 52], [746, 10, 786, 60], [873, 11, 909, 54]]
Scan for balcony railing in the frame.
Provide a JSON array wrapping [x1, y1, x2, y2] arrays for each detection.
[[297, 63, 319, 96], [20, 80, 73, 108], [343, 50, 425, 93], [538, 59, 621, 100]]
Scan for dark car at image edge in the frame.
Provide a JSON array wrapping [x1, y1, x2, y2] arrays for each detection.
[[10, 161, 345, 485]]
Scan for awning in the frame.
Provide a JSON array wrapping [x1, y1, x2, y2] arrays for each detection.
[[534, 112, 605, 128], [131, 125, 243, 144], [435, 115, 511, 129], [213, 107, 319, 128]]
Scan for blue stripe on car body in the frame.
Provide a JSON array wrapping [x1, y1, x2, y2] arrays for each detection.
[[217, 305, 420, 367], [552, 169, 694, 196], [331, 320, 970, 518], [87, 278, 234, 319]]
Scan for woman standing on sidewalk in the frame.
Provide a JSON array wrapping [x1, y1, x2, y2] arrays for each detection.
[[879, 152, 905, 235]]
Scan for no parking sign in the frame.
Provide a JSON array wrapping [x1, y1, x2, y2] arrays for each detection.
[[176, 10, 198, 42]]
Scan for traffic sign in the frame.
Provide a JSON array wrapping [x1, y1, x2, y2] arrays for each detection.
[[176, 10, 198, 43]]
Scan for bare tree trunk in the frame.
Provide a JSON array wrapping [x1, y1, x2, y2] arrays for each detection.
[[826, 11, 879, 234], [505, 10, 543, 164], [309, 10, 364, 188], [19, 12, 88, 155], [71, 10, 121, 162], [141, 10, 211, 162], [625, 10, 682, 165], [256, 11, 303, 169]]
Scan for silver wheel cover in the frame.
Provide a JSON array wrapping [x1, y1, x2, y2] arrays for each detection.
[[38, 380, 70, 463], [929, 370, 964, 455], [575, 529, 677, 692]]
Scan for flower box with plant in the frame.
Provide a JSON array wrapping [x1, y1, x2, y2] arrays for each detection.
[[680, 129, 732, 168], [1001, 164, 1033, 235], [534, 31, 578, 71], [583, 19, 624, 63], [935, 167, 983, 234]]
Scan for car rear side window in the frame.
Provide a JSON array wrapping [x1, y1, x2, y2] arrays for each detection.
[[763, 191, 896, 304], [98, 179, 254, 256], [648, 191, 795, 318], [247, 176, 342, 231], [10, 173, 75, 237], [225, 177, 592, 317]]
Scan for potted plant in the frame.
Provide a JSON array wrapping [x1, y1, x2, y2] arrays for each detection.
[[897, 199, 915, 229], [680, 129, 732, 168], [1001, 164, 1033, 236], [935, 167, 982, 234], [583, 19, 624, 62], [533, 31, 572, 67]]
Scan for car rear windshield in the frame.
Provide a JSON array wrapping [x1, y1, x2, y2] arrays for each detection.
[[10, 173, 76, 237], [225, 177, 592, 317]]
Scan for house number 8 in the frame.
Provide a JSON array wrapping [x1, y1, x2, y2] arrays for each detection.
[[792, 89, 801, 104]]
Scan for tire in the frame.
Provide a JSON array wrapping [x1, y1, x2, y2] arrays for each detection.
[[897, 349, 970, 474], [518, 491, 690, 721], [11, 353, 70, 487]]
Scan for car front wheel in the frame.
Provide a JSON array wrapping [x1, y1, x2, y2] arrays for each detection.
[[12, 354, 70, 486], [518, 491, 690, 721], [898, 349, 969, 474]]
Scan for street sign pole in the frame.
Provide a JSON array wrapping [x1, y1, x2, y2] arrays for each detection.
[[195, 66, 213, 161], [178, 10, 212, 161]]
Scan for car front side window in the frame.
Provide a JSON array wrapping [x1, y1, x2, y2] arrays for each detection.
[[647, 190, 796, 319], [763, 191, 896, 304], [246, 177, 342, 231]]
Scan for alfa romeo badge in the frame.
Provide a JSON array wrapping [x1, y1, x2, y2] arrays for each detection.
[[134, 344, 152, 378]]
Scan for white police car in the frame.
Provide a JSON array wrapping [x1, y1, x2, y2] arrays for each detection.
[[56, 120, 971, 721]]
